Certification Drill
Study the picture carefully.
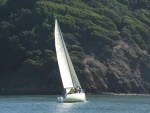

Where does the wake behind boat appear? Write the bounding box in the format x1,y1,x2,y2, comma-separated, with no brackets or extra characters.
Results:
54,17,86,103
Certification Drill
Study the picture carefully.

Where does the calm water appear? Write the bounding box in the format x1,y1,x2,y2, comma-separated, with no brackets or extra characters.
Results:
0,95,150,113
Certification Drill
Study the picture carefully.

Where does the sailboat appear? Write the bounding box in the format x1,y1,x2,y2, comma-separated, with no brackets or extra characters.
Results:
54,17,86,103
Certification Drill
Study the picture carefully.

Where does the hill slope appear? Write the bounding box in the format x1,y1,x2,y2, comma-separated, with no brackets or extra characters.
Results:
0,0,150,94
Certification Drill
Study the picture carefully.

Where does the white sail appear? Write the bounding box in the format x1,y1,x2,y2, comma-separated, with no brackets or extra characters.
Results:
55,18,73,89
64,45,81,88
55,17,82,89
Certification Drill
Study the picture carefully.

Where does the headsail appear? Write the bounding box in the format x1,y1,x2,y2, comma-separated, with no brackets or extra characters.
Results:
54,17,81,90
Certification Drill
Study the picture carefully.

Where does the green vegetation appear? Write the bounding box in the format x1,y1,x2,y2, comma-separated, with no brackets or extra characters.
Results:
0,0,150,94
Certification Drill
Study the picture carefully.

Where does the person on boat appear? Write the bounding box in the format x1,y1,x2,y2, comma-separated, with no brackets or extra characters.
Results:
79,87,82,93
62,89,66,98
75,86,80,93
69,88,75,94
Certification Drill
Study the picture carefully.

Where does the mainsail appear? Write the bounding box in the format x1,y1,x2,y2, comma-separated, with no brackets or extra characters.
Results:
54,17,81,90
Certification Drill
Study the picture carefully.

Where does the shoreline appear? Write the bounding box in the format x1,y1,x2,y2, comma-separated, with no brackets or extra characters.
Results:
86,92,150,96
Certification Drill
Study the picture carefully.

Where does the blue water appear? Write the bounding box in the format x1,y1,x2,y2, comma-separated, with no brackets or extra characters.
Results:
0,95,150,113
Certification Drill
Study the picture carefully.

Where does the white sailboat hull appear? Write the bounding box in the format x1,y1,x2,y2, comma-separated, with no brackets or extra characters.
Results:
58,93,86,103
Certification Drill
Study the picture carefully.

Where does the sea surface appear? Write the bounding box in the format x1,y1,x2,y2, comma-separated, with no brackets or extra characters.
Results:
0,94,150,113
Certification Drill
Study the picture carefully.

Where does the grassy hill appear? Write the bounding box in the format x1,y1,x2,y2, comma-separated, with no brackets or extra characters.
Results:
0,0,150,94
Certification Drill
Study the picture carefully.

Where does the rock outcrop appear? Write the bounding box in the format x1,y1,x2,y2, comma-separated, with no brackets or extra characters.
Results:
82,39,150,94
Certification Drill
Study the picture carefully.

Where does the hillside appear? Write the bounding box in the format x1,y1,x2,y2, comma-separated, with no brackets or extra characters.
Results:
0,0,150,94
